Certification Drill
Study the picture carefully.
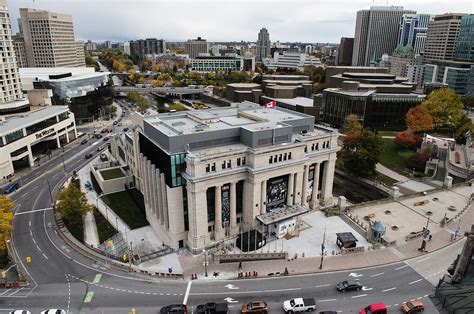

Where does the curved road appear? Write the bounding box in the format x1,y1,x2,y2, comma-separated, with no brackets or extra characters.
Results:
0,137,461,313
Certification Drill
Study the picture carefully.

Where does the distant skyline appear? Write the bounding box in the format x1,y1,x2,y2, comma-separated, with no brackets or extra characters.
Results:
9,0,474,43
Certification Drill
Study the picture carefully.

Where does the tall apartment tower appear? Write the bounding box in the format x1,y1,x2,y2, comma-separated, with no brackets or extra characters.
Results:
455,15,474,62
0,0,28,114
256,28,271,63
352,6,416,66
336,37,354,66
129,38,166,61
184,37,208,59
424,13,467,62
18,7,85,67
398,13,433,55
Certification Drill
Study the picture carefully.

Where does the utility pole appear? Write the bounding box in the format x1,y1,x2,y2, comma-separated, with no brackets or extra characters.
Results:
319,226,326,269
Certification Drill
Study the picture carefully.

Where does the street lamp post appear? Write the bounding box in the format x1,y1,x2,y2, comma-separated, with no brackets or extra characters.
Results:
204,249,208,277
319,226,326,269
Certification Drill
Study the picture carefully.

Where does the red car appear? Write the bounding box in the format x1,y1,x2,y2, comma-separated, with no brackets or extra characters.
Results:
359,303,387,314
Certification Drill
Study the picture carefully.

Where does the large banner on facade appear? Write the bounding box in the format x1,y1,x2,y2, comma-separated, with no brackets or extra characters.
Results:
307,164,315,203
266,175,288,212
221,184,230,224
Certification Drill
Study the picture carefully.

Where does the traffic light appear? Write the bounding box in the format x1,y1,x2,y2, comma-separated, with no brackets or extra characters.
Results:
26,256,31,263
1,271,5,278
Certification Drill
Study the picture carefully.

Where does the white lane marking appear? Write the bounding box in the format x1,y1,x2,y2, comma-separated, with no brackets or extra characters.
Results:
382,287,397,292
29,221,31,227
29,230,33,236
31,186,38,191
65,274,71,314
7,288,24,296
371,272,384,277
318,299,337,302
32,238,36,245
394,304,399,307
409,279,423,285
42,253,48,260
0,290,11,296
314,284,331,288
15,207,53,216
415,257,431,263
35,245,42,252
395,265,408,270
351,294,367,298
423,294,429,298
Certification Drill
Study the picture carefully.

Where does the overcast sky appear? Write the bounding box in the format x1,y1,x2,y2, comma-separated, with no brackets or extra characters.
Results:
9,0,473,43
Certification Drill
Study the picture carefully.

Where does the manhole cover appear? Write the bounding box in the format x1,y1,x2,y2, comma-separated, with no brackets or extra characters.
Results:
426,211,433,216
392,226,399,231
433,197,439,201
448,206,456,211
384,210,391,215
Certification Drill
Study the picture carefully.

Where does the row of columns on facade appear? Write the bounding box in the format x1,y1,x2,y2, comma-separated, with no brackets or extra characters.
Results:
26,127,76,167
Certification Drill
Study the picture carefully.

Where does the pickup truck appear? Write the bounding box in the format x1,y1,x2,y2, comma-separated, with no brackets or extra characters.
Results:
283,298,317,313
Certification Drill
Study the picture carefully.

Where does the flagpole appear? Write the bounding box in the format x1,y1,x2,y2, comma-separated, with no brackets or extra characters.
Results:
272,105,276,145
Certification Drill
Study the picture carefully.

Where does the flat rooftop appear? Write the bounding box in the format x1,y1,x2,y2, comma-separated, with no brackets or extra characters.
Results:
274,97,314,107
0,106,70,135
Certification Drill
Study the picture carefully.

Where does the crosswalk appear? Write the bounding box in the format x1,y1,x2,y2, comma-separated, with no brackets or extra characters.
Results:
0,287,34,298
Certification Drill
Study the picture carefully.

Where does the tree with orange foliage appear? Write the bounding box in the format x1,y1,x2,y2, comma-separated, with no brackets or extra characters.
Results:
406,105,433,133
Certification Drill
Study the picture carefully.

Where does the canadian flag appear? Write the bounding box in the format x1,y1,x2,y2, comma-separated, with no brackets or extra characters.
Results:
265,101,276,108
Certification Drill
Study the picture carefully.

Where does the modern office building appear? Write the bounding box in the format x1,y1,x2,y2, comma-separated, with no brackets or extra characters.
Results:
264,52,321,71
19,67,112,121
112,102,340,251
424,13,467,62
18,7,85,68
256,28,271,63
455,14,474,62
12,34,28,68
323,72,425,128
189,56,254,72
336,37,354,66
184,37,208,59
0,106,76,179
129,38,166,62
398,14,433,55
0,0,29,115
423,60,474,95
352,6,416,66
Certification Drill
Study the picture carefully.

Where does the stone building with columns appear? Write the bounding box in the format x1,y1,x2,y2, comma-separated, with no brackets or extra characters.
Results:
114,102,339,252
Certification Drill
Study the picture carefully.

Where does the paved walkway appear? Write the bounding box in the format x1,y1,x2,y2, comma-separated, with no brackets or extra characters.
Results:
376,163,409,182
180,197,474,280
84,211,100,247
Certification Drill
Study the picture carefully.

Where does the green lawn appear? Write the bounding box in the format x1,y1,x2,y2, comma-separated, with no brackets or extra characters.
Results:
102,190,148,229
100,168,125,180
90,171,103,195
380,138,414,174
93,208,118,243
370,173,399,186
64,219,84,243
377,130,398,137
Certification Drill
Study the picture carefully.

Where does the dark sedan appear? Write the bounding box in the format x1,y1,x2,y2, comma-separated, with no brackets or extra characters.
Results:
336,279,362,292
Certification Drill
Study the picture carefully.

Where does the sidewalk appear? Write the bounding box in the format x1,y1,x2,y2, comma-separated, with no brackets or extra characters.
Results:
180,199,474,280
376,163,409,182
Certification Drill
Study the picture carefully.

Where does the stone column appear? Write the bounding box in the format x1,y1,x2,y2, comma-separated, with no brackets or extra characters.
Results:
214,184,223,240
311,162,320,209
27,145,34,167
321,158,336,206
301,165,308,206
287,173,294,205
260,180,267,214
56,135,61,149
230,182,237,234
65,129,70,143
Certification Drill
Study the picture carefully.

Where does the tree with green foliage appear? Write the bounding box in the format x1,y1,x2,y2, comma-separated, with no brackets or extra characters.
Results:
57,180,92,226
454,113,474,143
423,88,464,129
341,130,384,176
341,114,363,134
0,196,15,253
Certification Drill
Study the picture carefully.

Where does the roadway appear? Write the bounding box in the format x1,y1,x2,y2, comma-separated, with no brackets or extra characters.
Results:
0,128,463,313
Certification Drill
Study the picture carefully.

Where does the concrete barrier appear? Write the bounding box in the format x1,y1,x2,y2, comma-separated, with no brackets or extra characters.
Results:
405,230,424,242
341,246,365,255
214,252,288,263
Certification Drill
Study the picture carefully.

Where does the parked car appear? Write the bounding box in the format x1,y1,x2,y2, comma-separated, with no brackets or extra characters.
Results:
85,153,93,159
283,298,317,313
123,127,129,132
401,300,425,313
80,139,88,145
359,303,387,314
103,137,109,142
3,182,20,194
100,153,108,161
113,121,118,125
160,304,187,314
97,144,106,151
41,310,66,314
95,134,103,139
241,301,268,313
196,302,228,314
336,279,363,292
101,128,109,133
117,122,122,126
